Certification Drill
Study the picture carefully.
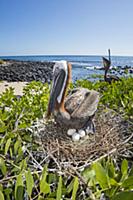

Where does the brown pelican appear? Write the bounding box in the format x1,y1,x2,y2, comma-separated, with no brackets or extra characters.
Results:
102,49,120,83
47,61,99,140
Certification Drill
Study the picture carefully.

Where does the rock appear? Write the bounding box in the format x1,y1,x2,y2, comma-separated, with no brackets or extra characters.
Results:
129,69,133,74
0,60,55,83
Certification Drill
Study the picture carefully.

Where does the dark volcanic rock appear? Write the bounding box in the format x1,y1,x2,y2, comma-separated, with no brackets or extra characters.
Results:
0,60,54,83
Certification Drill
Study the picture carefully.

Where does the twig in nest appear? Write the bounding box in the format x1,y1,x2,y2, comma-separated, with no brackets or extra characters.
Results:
40,149,58,165
42,145,61,171
78,132,133,170
121,133,133,145
25,147,43,170
107,107,133,126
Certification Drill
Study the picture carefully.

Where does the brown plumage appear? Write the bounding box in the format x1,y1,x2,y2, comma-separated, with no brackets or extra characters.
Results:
47,61,99,131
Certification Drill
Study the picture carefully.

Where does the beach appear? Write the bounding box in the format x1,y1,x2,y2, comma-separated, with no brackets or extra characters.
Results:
0,81,27,96
0,60,54,95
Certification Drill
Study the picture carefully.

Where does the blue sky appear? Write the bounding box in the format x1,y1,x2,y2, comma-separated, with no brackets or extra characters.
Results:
0,0,133,56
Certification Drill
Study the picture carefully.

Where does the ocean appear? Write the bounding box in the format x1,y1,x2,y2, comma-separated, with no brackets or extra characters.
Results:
0,55,133,81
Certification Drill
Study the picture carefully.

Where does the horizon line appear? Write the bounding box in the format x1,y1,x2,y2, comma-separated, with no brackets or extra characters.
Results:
1,54,133,57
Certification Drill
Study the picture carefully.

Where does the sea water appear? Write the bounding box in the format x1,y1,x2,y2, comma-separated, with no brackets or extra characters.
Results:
0,55,133,81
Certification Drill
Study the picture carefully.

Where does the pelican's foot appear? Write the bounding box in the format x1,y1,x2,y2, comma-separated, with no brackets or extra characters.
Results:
67,129,86,142
85,120,95,135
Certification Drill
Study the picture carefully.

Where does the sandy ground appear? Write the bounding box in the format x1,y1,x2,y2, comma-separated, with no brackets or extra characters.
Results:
0,81,27,96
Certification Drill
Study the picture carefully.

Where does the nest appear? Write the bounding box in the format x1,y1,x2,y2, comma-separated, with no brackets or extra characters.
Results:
30,107,133,172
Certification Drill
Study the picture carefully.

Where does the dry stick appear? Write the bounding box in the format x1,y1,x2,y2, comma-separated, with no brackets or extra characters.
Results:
0,170,42,183
121,133,133,145
40,149,58,165
39,141,96,198
107,107,133,126
0,175,17,183
25,147,43,170
78,133,133,170
42,144,61,171
76,111,132,170
0,154,21,170
48,151,61,170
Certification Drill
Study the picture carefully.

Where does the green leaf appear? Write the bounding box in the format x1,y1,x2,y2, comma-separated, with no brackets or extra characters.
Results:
20,159,27,170
15,173,24,200
82,169,95,182
56,176,62,200
0,184,3,191
4,188,12,196
41,182,50,195
40,167,50,194
38,196,45,200
0,191,4,200
109,178,119,186
0,125,7,133
122,176,133,189
112,191,133,200
121,159,128,176
106,159,115,178
25,169,34,197
14,140,21,155
0,158,7,175
10,147,13,157
48,173,57,184
5,138,11,155
72,177,79,200
67,179,74,194
93,162,109,189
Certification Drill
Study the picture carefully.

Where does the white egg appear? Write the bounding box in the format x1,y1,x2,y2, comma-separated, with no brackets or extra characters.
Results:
72,133,80,142
78,129,86,138
67,129,76,136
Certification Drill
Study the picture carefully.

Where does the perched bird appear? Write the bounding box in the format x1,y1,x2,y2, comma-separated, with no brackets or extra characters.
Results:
47,61,99,140
102,49,120,83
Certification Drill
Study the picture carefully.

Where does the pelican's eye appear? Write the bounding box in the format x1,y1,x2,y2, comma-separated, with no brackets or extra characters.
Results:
85,92,90,97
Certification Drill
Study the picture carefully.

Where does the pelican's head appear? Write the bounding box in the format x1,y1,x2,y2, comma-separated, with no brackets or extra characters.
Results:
47,61,71,117
102,49,111,72
102,56,111,72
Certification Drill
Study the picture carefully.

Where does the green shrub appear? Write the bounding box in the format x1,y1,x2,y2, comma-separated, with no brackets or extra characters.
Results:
0,79,133,199
82,158,133,199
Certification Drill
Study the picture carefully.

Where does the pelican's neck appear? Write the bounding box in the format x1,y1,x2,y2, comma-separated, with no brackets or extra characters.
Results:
104,69,108,81
108,49,111,63
59,63,71,112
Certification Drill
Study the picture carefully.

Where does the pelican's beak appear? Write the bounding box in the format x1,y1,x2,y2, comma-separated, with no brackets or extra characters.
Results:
47,61,68,117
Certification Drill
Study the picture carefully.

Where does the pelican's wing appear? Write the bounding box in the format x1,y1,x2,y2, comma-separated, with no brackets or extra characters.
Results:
48,69,65,113
65,88,88,114
109,75,120,81
70,89,99,119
